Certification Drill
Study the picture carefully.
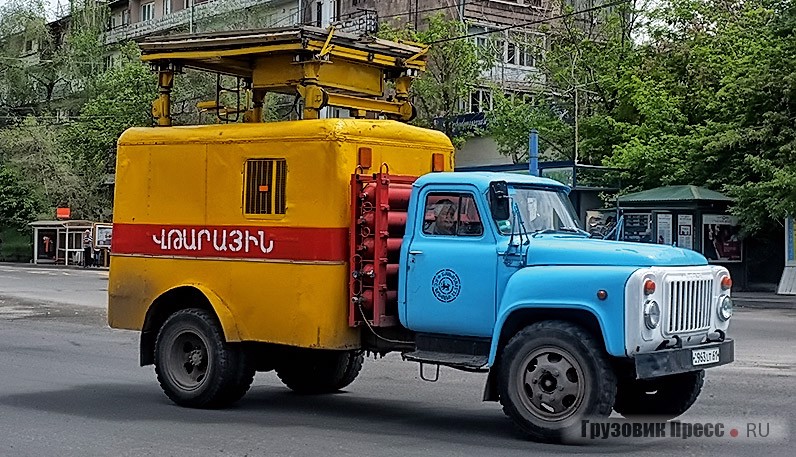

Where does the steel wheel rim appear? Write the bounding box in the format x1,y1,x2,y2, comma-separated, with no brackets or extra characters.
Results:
164,329,211,392
516,346,585,422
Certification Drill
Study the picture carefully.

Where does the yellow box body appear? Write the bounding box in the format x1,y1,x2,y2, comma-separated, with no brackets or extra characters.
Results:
108,119,454,349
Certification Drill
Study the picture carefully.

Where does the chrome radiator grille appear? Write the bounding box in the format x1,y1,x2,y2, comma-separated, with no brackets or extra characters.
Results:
666,279,712,334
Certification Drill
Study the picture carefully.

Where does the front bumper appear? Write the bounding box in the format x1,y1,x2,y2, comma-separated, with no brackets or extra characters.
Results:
633,339,734,379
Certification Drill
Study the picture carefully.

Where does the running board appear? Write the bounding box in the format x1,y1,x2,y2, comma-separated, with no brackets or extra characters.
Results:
403,350,488,371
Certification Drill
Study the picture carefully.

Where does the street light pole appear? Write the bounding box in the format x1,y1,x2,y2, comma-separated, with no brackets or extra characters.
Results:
574,86,579,165
190,0,195,34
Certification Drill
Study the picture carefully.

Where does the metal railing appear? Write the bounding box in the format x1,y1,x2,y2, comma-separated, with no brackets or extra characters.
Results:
103,0,289,44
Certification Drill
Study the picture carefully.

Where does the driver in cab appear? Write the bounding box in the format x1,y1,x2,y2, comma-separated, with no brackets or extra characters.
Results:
427,199,457,235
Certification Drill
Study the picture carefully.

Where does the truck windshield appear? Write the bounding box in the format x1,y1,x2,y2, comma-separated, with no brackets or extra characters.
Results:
495,186,582,235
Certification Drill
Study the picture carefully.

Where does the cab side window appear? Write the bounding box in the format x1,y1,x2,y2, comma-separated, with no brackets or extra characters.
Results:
422,193,483,236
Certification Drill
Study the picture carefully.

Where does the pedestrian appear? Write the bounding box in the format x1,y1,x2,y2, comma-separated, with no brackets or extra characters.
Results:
83,229,93,268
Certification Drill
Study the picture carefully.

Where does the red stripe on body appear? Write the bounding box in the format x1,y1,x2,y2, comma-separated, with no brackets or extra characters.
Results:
112,223,349,262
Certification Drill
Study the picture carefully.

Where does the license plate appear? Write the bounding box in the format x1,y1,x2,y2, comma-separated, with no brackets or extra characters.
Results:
692,347,720,366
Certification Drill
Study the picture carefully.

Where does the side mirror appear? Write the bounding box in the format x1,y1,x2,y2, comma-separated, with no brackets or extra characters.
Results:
489,181,510,221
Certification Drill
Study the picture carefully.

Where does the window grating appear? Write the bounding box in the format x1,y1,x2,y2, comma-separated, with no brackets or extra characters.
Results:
245,159,286,215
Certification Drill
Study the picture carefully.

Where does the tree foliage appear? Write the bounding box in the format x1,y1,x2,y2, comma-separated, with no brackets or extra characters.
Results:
488,93,572,163
495,0,796,234
380,14,493,146
0,165,42,230
0,0,61,116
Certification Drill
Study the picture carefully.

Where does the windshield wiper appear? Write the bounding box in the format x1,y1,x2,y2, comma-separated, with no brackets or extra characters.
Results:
531,227,590,237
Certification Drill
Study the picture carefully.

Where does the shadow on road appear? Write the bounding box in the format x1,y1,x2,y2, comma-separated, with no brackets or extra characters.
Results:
0,382,651,452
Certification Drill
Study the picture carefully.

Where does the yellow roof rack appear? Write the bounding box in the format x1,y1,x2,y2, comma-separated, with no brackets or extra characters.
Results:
141,26,429,125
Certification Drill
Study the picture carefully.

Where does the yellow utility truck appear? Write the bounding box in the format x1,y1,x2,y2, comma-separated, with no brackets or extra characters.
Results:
109,27,734,442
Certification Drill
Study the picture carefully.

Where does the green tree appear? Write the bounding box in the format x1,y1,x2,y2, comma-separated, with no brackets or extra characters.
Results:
0,0,63,117
0,165,42,229
526,0,796,234
380,14,493,146
487,93,572,163
0,117,85,219
64,44,156,219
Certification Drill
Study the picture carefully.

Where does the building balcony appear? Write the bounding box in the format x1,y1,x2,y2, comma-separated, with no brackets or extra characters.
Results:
103,0,291,44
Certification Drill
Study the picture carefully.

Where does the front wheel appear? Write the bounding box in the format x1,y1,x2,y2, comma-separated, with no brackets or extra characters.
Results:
154,309,254,408
613,370,704,420
497,321,617,443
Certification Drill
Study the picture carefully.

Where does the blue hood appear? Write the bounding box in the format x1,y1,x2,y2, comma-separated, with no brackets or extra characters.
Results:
525,235,708,267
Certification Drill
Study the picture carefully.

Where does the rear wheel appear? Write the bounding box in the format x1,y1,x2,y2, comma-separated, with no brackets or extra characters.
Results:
498,321,616,443
613,370,704,420
276,349,364,394
154,309,254,408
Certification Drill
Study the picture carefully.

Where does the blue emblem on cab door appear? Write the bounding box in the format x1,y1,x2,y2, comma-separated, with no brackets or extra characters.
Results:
431,269,461,303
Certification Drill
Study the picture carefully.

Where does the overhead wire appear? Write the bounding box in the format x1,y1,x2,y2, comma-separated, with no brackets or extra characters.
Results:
429,0,632,44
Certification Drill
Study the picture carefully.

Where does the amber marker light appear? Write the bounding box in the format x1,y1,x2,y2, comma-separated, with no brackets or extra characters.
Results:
721,276,732,290
597,290,608,300
432,153,445,172
644,279,656,295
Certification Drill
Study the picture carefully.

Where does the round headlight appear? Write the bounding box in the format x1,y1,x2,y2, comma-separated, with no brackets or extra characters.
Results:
718,295,733,321
643,300,661,329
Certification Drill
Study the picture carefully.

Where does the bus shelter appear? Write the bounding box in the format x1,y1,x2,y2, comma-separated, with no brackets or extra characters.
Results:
29,220,94,265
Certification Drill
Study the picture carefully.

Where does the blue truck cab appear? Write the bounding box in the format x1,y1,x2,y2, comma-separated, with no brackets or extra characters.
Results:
397,172,734,442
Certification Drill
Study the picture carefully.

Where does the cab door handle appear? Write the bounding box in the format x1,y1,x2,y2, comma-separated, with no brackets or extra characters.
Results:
409,250,423,255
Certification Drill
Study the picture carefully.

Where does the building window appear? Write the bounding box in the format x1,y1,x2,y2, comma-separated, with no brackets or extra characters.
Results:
469,89,492,113
24,40,34,53
122,9,130,25
164,0,172,15
244,159,287,215
316,1,322,27
141,2,155,21
506,41,516,65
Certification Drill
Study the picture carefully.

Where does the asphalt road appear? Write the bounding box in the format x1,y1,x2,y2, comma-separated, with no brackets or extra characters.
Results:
0,266,793,456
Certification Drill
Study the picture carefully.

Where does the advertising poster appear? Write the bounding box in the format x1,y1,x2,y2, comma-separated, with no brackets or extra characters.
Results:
656,213,673,245
702,214,742,262
36,229,57,261
678,214,693,250
94,224,113,249
622,213,652,243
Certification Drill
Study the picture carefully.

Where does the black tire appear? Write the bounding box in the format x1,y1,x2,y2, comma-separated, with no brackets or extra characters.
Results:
497,321,617,443
154,309,255,408
613,370,704,420
276,349,364,394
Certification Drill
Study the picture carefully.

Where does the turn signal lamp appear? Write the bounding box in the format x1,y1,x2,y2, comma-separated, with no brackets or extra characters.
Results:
721,276,732,290
643,279,656,295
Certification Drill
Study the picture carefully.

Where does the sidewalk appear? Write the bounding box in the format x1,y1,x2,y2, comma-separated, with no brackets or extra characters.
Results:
732,291,796,310
0,261,109,271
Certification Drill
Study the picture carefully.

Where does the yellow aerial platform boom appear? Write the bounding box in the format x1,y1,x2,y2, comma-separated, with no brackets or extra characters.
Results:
139,26,428,125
